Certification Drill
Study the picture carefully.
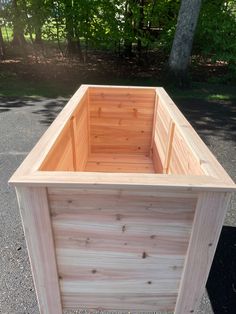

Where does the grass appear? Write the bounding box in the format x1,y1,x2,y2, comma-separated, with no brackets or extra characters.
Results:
167,82,236,102
0,76,71,98
0,65,236,103
101,78,236,103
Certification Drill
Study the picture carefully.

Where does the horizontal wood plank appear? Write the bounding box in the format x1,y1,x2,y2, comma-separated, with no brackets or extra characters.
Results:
48,187,195,311
89,87,155,155
62,292,177,311
85,162,155,173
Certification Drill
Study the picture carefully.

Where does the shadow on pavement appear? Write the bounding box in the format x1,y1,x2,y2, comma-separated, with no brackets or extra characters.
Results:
0,96,68,125
206,226,236,314
35,97,236,144
1,95,235,147
0,97,35,111
177,99,236,144
32,99,67,125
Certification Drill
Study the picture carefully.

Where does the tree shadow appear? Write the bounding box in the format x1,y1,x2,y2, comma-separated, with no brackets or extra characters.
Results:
0,96,68,125
33,96,236,146
206,226,236,314
176,99,236,144
1,94,235,148
0,96,38,112
32,98,68,125
0,108,10,113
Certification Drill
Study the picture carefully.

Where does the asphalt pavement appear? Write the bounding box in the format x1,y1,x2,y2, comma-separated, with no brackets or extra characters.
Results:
0,95,235,314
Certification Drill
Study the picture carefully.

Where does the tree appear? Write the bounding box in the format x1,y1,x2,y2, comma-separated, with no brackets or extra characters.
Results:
0,26,5,59
30,0,46,44
0,4,6,59
12,0,26,46
64,0,83,60
168,0,202,86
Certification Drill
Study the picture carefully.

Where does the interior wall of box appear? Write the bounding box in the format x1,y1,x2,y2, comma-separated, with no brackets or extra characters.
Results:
40,87,203,176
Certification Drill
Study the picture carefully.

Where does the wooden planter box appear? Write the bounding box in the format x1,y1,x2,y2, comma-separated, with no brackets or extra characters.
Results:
10,85,235,314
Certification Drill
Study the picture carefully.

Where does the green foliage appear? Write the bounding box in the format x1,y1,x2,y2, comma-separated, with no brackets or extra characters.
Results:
0,0,235,82
0,0,181,53
194,0,236,74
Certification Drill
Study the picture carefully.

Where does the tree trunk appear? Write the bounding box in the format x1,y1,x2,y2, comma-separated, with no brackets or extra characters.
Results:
168,0,202,86
124,0,133,57
12,0,26,46
35,26,42,44
137,0,144,54
32,0,43,45
65,0,83,60
0,27,6,59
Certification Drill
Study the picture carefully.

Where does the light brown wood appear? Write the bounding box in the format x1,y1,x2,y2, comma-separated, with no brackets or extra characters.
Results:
11,171,236,192
156,87,234,183
39,122,74,171
163,121,175,174
85,153,155,173
169,126,203,175
150,91,159,155
15,187,62,314
9,85,235,314
48,186,196,311
73,96,89,171
89,87,155,154
62,293,177,311
175,191,232,314
70,117,77,170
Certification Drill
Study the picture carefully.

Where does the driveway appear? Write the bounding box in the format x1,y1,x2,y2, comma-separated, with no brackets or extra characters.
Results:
0,95,235,314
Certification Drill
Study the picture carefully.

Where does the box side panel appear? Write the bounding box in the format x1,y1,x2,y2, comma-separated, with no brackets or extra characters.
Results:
47,186,197,312
89,87,155,154
156,87,235,183
154,98,172,166
153,96,203,175
153,142,164,173
152,99,172,172
73,93,89,170
40,122,74,171
169,127,203,175
40,93,89,171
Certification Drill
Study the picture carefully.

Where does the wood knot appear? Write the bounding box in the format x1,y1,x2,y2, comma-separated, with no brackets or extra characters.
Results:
150,235,156,239
142,252,147,259
92,269,97,274
147,281,152,285
116,214,122,221
122,225,126,233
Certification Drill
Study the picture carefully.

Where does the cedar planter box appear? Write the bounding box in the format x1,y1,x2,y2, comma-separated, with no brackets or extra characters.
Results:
10,85,235,314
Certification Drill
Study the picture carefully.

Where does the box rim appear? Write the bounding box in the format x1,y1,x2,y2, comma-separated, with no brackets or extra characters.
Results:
9,84,235,191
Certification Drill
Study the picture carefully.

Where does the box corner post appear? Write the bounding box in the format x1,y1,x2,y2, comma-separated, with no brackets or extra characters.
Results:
174,191,232,314
15,186,63,314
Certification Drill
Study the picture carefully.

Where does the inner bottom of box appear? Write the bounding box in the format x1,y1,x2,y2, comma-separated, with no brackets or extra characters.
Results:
84,153,155,173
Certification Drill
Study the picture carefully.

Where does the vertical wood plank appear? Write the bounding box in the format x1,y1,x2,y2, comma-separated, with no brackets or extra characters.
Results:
15,186,62,314
174,191,232,314
163,121,175,174
150,91,159,155
70,117,77,171
87,89,91,156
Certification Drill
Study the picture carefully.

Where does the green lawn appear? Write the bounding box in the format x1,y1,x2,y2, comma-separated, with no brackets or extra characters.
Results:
0,71,236,104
